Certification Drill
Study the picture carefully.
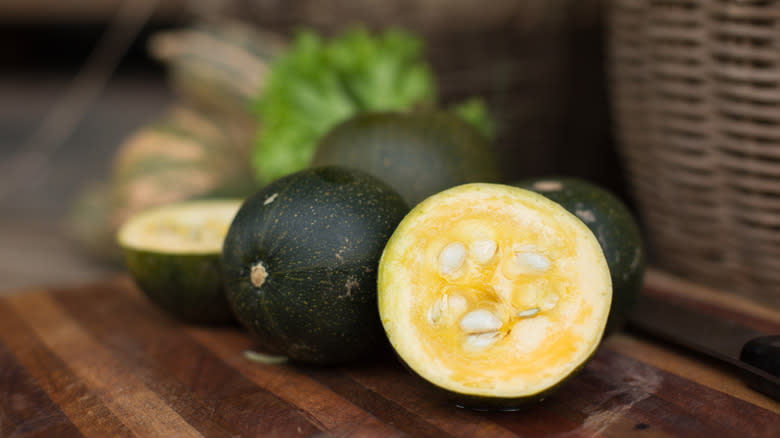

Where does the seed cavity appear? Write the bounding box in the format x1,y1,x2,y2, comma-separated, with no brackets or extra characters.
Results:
428,293,467,325
516,307,540,318
502,245,554,278
459,309,502,334
470,239,497,264
514,251,551,271
465,331,501,349
540,292,559,311
428,295,447,324
438,242,466,275
448,294,468,313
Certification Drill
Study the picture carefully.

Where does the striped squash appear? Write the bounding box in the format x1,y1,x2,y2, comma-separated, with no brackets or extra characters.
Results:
68,105,258,263
148,20,287,117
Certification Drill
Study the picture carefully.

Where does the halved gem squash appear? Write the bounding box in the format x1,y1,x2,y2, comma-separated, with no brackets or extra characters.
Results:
377,183,612,409
117,199,242,324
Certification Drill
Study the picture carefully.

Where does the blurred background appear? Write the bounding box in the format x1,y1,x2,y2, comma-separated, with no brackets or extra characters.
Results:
1,0,179,288
1,0,624,290
2,0,778,309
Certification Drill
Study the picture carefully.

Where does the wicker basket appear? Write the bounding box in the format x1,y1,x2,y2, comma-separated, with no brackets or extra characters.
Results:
608,0,780,307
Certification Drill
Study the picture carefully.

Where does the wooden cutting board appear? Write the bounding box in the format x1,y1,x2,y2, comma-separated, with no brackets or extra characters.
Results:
1,272,778,437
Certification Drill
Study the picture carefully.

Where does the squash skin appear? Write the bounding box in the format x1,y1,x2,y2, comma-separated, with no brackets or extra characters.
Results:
122,250,234,324
311,111,501,206
222,166,409,365
514,177,645,333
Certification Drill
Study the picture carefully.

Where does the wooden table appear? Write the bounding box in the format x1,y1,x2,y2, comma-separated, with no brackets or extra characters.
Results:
0,271,777,437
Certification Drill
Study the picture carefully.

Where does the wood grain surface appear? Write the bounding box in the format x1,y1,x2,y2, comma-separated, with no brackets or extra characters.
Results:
0,273,778,438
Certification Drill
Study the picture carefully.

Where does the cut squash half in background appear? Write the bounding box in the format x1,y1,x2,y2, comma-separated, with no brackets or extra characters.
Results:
117,199,242,324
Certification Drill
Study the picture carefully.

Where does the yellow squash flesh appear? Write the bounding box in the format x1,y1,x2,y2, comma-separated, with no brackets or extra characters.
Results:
118,200,241,254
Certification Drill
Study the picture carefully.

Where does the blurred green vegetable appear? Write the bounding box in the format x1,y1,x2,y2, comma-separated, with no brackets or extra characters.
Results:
450,98,496,141
251,27,437,183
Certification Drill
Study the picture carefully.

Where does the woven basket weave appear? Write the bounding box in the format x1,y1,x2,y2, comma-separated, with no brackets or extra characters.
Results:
608,0,780,307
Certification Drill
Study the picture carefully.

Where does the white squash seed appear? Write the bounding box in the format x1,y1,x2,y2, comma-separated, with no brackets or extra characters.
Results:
439,242,466,275
459,309,502,334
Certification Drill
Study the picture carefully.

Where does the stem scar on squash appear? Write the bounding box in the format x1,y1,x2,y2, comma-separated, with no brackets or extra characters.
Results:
251,262,268,287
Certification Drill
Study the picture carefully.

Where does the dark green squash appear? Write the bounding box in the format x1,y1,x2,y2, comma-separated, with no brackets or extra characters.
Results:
311,111,501,206
513,177,645,333
222,166,409,365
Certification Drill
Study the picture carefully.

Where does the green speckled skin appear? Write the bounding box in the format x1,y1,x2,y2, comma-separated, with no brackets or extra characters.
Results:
311,111,501,206
514,177,646,333
122,250,235,324
222,166,409,365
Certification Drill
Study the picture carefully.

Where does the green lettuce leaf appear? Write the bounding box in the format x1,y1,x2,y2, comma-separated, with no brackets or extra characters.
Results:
450,98,496,141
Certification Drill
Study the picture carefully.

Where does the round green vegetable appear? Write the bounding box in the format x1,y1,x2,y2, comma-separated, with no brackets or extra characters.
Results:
222,166,409,364
117,199,242,324
312,111,501,206
514,177,645,333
